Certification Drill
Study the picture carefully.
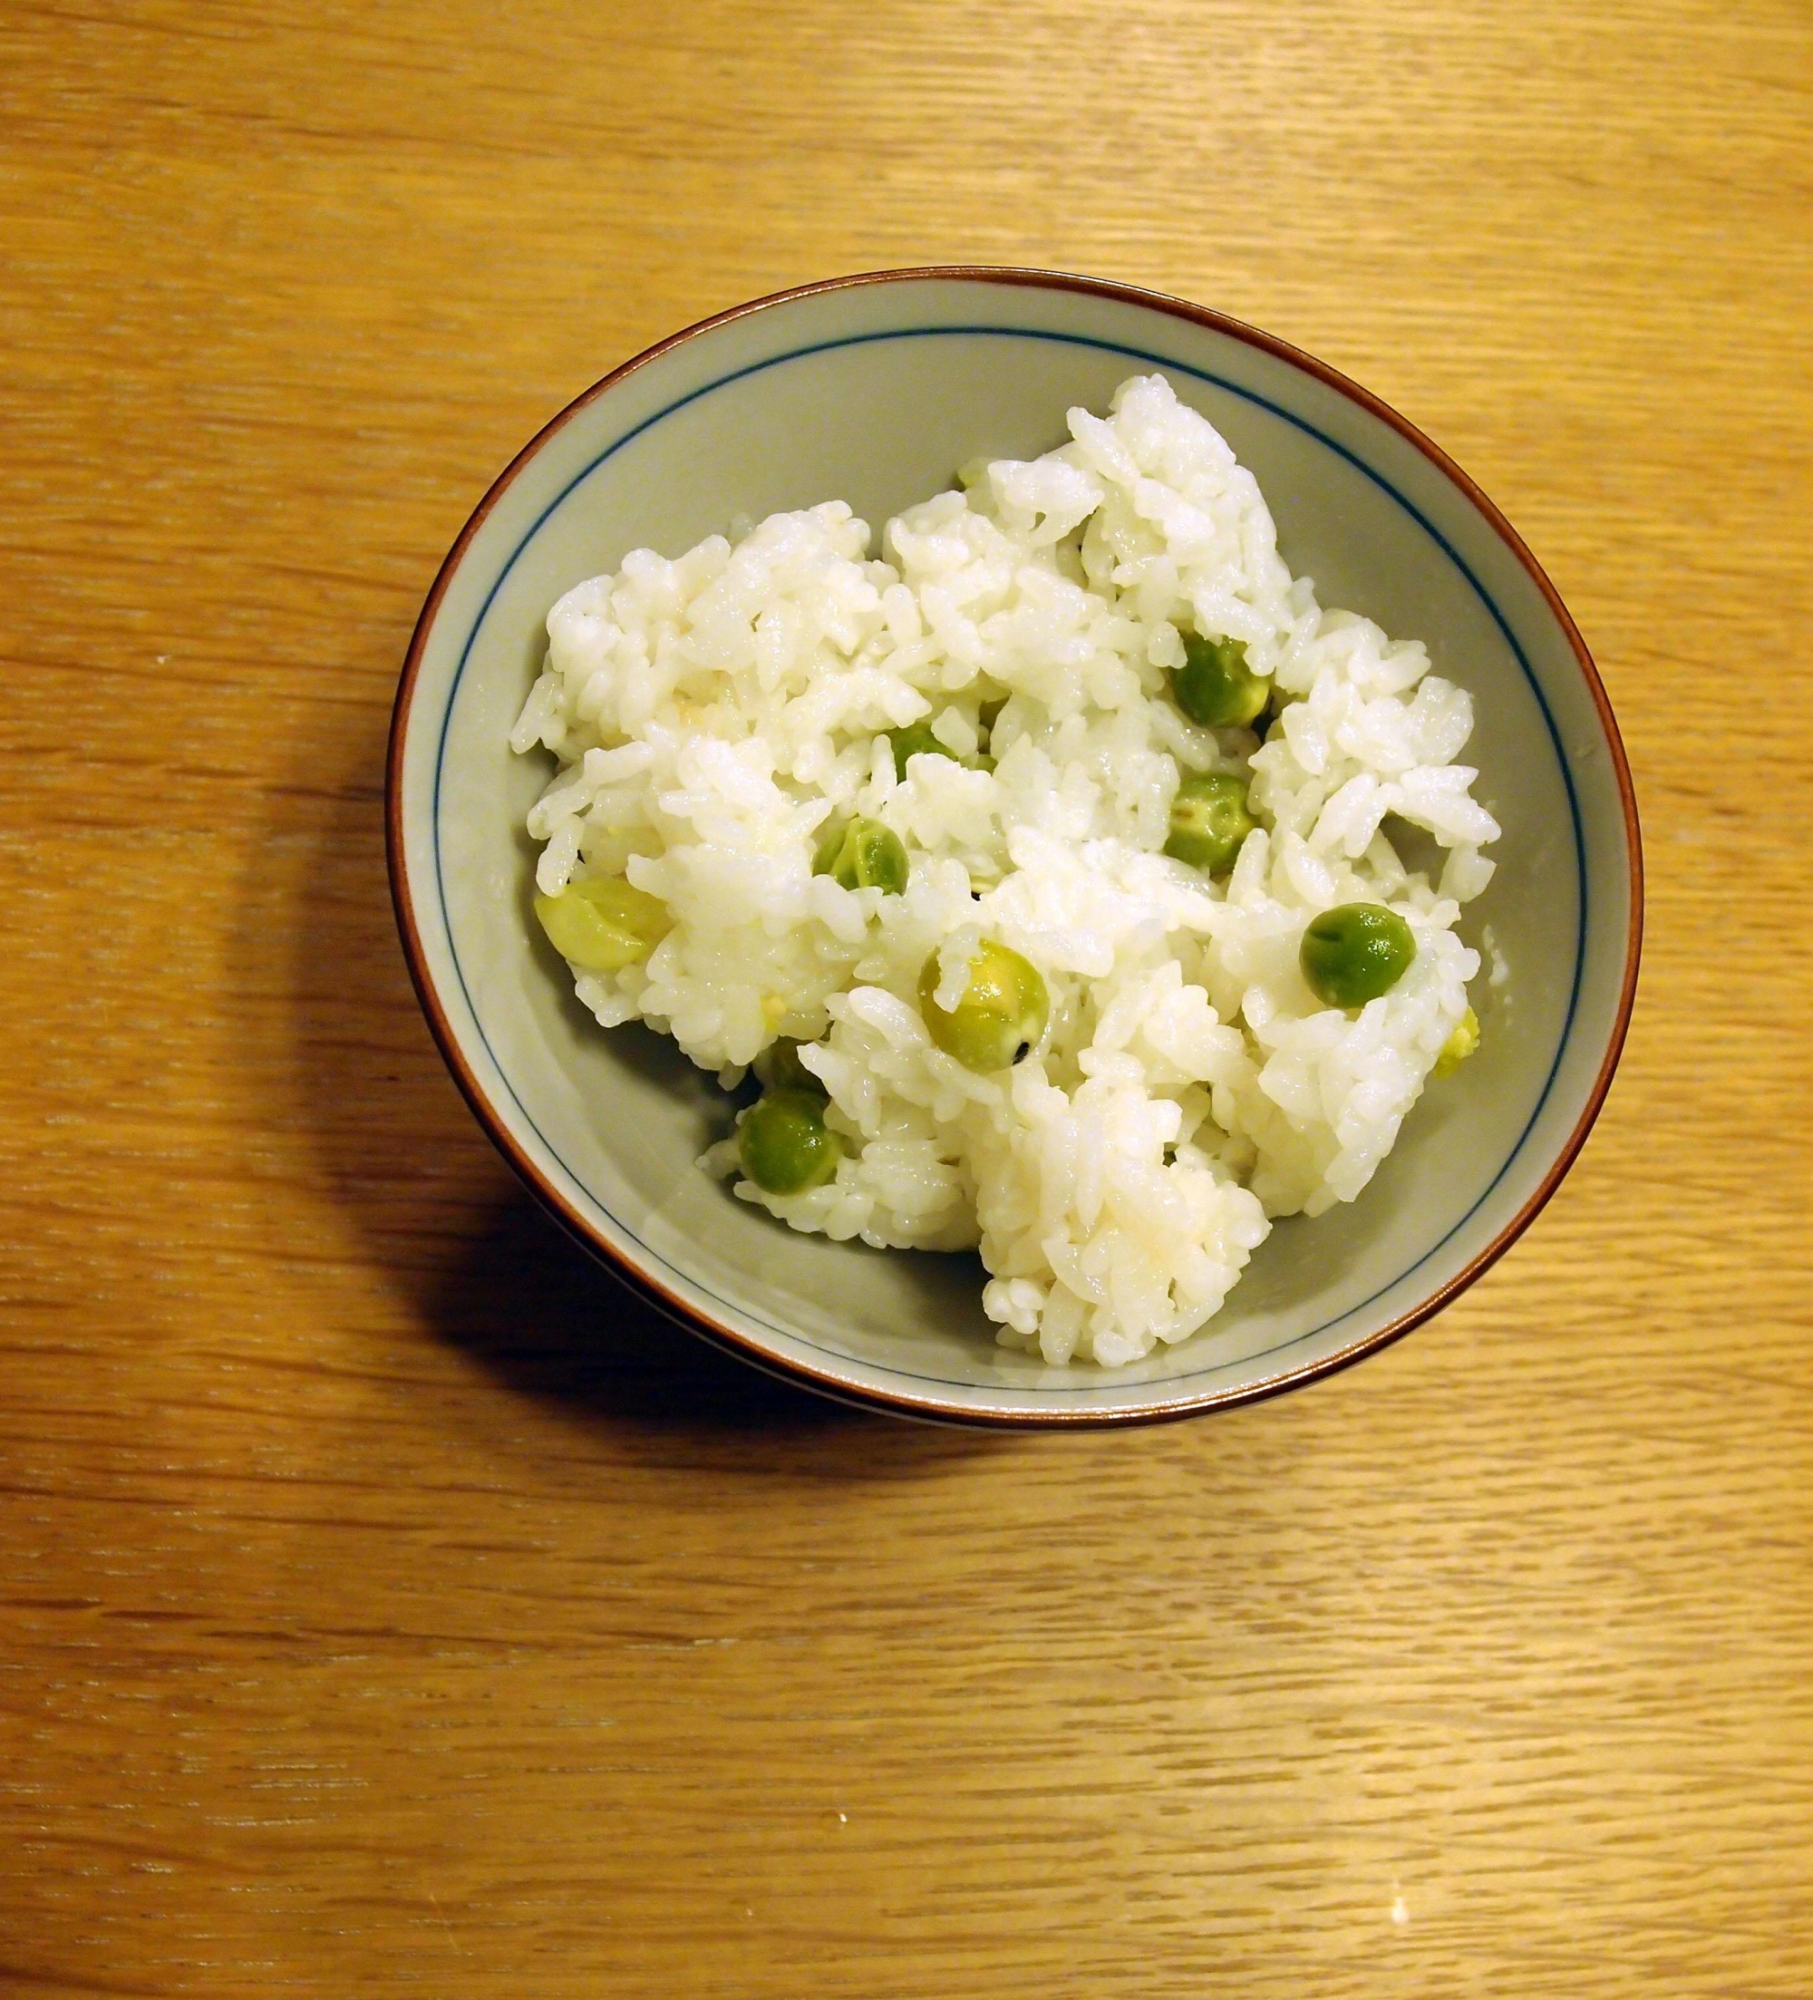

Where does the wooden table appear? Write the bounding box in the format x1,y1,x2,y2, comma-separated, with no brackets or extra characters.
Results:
4,2,1809,1992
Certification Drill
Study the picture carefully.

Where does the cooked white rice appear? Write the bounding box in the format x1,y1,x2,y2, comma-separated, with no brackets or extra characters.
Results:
511,374,1500,1368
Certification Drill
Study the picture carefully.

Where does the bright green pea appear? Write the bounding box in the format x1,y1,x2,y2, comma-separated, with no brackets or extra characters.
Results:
886,722,955,779
917,940,1050,1073
1171,632,1271,729
813,816,908,894
1163,771,1257,876
737,1089,843,1195
533,875,671,971
762,1038,828,1096
1299,903,1417,1009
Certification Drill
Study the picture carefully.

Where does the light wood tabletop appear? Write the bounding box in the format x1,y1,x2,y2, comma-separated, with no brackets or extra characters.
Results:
4,1,1810,1992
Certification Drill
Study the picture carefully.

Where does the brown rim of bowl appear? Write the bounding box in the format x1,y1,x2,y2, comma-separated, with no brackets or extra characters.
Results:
386,265,1644,1430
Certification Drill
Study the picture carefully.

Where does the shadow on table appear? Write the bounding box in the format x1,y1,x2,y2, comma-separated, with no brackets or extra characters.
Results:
430,1188,877,1435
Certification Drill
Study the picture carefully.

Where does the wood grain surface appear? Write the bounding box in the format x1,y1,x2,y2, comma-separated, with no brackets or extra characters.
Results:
3,1,1810,1992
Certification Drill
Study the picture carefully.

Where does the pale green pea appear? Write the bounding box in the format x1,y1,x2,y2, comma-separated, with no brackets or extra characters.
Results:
917,941,1050,1074
813,816,908,894
1433,1007,1480,1077
533,875,671,971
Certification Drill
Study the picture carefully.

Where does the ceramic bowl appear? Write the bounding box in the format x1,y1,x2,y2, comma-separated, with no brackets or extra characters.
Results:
388,268,1641,1427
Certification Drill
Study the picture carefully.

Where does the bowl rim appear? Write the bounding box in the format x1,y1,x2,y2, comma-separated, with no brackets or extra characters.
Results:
387,265,1644,1429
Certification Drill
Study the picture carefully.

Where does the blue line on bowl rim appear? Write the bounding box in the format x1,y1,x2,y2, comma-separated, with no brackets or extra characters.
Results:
425,322,1588,1395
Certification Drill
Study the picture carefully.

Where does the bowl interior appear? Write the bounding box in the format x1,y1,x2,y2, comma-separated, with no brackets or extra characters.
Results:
398,276,1633,1420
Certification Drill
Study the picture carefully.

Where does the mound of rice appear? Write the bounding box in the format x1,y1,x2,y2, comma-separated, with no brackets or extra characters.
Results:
511,375,1500,1368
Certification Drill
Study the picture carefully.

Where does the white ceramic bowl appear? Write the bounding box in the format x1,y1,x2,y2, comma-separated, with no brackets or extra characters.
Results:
388,269,1641,1426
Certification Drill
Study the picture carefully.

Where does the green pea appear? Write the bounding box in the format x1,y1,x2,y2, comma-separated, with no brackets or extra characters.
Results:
737,1089,843,1195
812,816,908,894
1299,903,1417,1009
811,818,845,877
1163,771,1257,876
887,718,999,779
1171,632,1271,729
533,875,671,971
1433,1006,1480,1077
917,940,1050,1073
762,1038,828,1096
886,722,955,779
